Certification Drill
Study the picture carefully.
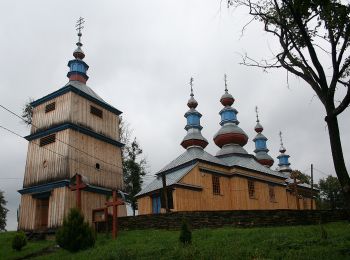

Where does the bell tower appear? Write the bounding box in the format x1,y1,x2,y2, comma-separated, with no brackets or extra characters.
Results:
18,18,126,231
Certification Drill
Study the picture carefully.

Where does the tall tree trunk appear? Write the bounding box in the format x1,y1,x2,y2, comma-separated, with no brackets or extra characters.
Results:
325,111,350,212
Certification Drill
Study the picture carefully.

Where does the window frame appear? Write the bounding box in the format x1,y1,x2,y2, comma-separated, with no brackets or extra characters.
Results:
268,185,276,202
248,180,256,199
212,175,221,195
90,105,103,118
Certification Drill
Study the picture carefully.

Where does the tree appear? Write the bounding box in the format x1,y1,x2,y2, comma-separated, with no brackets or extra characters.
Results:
123,138,147,216
0,190,9,231
319,175,345,209
293,170,311,184
229,0,350,208
22,98,33,125
56,208,96,252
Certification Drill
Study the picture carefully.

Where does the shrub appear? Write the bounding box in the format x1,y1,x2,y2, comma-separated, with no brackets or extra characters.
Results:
12,231,27,251
179,218,191,245
56,208,96,252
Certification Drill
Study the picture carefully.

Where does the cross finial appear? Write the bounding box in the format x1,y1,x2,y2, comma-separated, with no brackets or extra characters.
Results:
76,17,85,47
224,74,228,93
255,106,259,122
279,131,283,146
190,77,194,97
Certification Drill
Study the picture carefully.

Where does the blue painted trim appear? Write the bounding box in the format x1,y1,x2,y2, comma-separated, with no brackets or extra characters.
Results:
30,85,122,115
18,180,113,196
18,180,70,195
24,123,124,148
67,59,89,69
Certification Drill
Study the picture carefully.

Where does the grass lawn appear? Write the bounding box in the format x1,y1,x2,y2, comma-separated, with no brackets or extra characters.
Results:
1,222,350,260
0,231,54,260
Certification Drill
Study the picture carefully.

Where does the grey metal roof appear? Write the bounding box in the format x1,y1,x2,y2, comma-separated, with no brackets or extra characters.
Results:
285,178,319,190
181,128,208,143
219,155,286,178
216,144,248,156
65,81,110,106
158,146,226,174
213,123,248,139
136,164,197,196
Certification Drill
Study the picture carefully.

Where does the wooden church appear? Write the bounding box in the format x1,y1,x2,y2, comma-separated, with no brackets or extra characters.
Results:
136,78,317,214
18,20,126,231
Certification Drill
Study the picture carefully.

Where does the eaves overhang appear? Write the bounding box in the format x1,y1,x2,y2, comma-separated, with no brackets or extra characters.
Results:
30,84,122,115
25,122,124,148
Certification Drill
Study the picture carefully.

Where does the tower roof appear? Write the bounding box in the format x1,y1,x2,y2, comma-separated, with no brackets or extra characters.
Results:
277,131,292,172
214,75,248,156
181,78,208,150
252,106,274,167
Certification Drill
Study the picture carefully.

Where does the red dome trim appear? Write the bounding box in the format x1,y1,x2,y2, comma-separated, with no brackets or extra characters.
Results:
181,139,208,149
69,74,87,84
220,97,234,106
214,133,248,147
258,159,274,167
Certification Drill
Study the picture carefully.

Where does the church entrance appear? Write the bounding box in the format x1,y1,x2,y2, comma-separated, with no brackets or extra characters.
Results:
152,195,161,214
36,198,49,229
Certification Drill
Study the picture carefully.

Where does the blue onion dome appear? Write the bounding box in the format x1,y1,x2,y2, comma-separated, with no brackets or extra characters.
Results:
252,107,274,167
277,131,292,172
181,78,208,150
214,76,248,156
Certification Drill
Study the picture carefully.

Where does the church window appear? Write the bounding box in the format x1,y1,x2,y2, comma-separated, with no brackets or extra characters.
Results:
95,163,100,170
39,134,56,147
268,185,276,202
45,102,56,113
212,175,221,195
90,105,103,118
248,180,255,199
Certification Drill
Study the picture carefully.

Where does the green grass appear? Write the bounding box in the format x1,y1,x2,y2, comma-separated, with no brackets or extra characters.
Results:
0,231,54,260
2,222,350,260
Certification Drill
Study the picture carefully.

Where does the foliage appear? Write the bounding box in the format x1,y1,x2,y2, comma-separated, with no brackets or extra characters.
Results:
11,231,27,251
6,222,350,259
123,138,147,216
56,208,96,252
293,170,311,185
228,0,350,208
0,190,9,231
22,98,34,125
179,219,192,245
318,175,345,209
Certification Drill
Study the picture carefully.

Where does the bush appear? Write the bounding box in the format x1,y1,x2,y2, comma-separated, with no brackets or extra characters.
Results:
12,231,27,251
179,219,191,245
56,208,96,252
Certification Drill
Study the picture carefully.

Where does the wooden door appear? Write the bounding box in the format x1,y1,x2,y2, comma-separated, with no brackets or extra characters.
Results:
152,195,161,214
38,198,49,229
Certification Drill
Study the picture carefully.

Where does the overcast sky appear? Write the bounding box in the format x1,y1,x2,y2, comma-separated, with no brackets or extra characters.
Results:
0,1,349,231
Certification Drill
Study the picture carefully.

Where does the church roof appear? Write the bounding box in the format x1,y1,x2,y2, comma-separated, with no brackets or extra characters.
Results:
158,146,225,174
219,155,286,178
136,164,197,197
30,81,122,115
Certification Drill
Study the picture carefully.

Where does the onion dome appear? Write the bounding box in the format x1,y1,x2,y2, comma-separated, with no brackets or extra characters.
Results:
67,17,89,84
214,75,248,156
253,107,274,167
181,78,208,150
277,131,292,172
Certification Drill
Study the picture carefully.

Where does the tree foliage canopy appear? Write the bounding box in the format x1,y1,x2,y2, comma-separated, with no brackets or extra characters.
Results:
0,190,9,231
229,0,350,208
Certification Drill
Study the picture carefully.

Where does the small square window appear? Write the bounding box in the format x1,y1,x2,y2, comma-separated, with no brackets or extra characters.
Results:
90,105,103,118
212,175,221,195
39,134,56,147
45,102,56,113
95,163,100,170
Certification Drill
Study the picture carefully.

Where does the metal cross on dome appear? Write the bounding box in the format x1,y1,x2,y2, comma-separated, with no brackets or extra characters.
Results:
255,106,260,122
190,77,194,97
224,74,228,92
76,17,85,46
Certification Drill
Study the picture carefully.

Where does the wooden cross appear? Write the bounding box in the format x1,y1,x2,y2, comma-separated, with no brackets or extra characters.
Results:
287,171,303,210
69,174,87,210
105,190,125,239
